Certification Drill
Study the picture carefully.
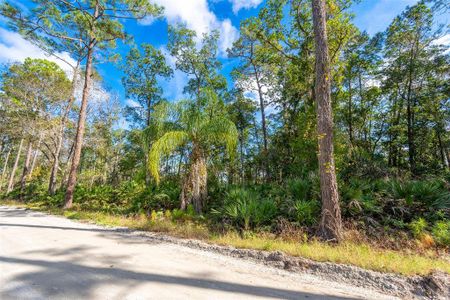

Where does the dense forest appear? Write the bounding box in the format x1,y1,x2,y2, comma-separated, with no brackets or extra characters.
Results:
0,0,449,255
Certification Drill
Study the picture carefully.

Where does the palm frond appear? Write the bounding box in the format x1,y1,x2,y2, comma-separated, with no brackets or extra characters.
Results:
148,130,189,184
201,116,238,158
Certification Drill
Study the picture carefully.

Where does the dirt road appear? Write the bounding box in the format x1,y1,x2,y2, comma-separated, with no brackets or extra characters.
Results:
0,206,396,299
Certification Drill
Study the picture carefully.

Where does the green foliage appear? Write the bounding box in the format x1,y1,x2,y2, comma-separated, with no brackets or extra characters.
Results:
286,178,310,202
168,24,226,97
431,221,450,247
292,200,320,226
130,181,180,213
409,218,428,239
340,179,381,217
149,131,189,184
384,179,450,215
148,88,238,212
212,187,278,230
122,43,173,127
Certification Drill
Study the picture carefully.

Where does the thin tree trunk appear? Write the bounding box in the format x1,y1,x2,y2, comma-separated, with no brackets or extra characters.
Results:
60,142,75,190
49,137,63,194
239,134,244,184
252,64,269,180
252,118,261,183
445,148,450,169
29,135,42,180
312,0,342,242
0,148,11,192
20,141,33,199
437,129,448,169
7,138,24,194
49,65,79,194
347,78,353,145
29,150,39,180
255,72,268,154
406,37,418,174
64,31,97,208
248,41,269,180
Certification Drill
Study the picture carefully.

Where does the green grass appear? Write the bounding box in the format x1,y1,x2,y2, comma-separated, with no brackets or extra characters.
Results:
2,199,449,276
212,232,450,276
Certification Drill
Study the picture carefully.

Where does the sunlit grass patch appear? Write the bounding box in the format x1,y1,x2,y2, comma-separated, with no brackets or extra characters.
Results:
212,231,450,275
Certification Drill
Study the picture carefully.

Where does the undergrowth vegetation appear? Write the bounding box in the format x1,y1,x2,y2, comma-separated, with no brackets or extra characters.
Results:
3,173,449,252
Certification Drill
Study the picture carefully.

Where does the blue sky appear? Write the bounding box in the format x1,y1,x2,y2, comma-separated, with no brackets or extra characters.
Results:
0,0,435,109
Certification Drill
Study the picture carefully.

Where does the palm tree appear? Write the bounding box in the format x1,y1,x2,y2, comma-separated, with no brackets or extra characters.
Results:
149,89,238,213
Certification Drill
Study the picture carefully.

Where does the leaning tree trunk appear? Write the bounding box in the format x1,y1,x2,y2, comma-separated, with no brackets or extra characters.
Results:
49,124,67,195
0,148,12,192
29,135,41,180
312,0,343,242
64,39,96,208
49,139,62,195
20,141,33,199
60,142,75,190
49,65,79,194
180,145,207,213
7,138,24,194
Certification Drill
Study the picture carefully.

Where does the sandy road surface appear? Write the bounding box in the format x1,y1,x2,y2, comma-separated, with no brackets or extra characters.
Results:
0,206,397,299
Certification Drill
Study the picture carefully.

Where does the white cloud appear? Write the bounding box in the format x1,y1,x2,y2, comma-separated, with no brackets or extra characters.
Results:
125,98,142,108
219,19,239,53
365,78,381,88
159,46,189,100
89,81,111,105
432,34,450,54
228,0,262,14
148,0,239,54
0,28,77,74
433,34,450,46
138,15,155,26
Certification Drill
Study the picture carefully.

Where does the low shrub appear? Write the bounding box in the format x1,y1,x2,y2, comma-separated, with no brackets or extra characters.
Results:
212,187,278,230
292,200,319,226
431,220,450,247
409,218,427,239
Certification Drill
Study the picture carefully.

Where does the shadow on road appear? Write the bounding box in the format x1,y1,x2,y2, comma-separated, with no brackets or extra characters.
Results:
0,222,165,246
0,223,129,233
0,256,357,299
0,207,359,299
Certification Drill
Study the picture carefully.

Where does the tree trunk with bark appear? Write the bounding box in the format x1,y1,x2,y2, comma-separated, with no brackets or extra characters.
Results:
312,0,343,242
49,136,62,195
64,40,96,208
436,128,448,169
347,78,353,145
7,138,24,194
239,133,244,183
59,142,74,191
0,148,11,192
251,61,269,180
20,141,33,199
406,37,419,175
29,135,42,180
180,145,207,213
49,66,79,195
